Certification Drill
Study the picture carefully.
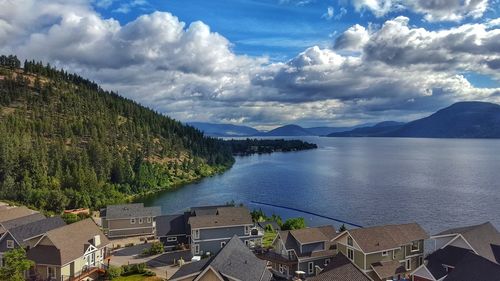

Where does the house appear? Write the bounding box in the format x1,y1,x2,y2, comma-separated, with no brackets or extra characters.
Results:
156,214,190,251
332,223,428,281
430,222,500,263
411,222,500,281
188,206,262,256
410,246,472,281
441,252,500,281
101,203,161,238
157,205,263,256
260,225,337,279
307,253,373,281
0,216,66,265
27,218,110,281
169,235,272,281
0,213,46,230
0,206,39,223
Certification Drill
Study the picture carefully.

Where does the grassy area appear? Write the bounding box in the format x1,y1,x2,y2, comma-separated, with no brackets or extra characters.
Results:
262,230,277,248
113,274,163,281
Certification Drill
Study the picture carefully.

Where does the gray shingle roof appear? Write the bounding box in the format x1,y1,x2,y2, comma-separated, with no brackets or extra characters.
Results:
278,226,337,259
425,246,473,279
27,219,109,266
170,257,212,280
171,236,271,281
343,223,428,253
188,207,253,229
104,203,161,220
434,222,500,263
1,213,46,229
9,216,66,246
156,214,188,237
443,252,500,281
0,206,38,222
307,253,372,281
371,260,406,279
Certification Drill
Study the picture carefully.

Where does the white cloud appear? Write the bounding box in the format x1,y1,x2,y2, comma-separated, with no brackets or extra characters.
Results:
334,24,370,51
0,0,498,127
322,6,334,20
351,0,489,22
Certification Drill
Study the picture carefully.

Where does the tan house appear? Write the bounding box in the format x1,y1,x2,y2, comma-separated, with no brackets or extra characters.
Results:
27,218,110,281
101,203,161,238
332,223,428,281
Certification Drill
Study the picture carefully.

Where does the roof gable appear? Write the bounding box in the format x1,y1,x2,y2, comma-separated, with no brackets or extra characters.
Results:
344,223,428,253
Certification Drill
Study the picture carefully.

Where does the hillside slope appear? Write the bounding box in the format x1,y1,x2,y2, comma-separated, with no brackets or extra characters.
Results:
0,56,234,212
259,124,313,136
383,102,500,138
328,102,500,138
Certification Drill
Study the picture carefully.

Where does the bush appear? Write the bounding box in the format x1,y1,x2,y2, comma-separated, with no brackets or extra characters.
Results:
107,265,122,280
281,217,306,230
122,263,147,276
144,270,156,276
143,241,164,256
124,242,134,247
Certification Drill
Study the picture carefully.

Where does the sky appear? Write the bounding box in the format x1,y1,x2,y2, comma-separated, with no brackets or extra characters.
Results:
0,0,499,129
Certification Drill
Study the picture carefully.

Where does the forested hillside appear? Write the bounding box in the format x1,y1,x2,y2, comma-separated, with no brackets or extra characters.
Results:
0,55,234,213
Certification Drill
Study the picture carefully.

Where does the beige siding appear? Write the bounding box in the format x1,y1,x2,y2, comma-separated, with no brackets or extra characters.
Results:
199,268,223,281
337,243,365,269
366,251,395,270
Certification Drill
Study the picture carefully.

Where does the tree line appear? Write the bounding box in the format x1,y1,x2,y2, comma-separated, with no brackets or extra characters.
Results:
0,55,234,213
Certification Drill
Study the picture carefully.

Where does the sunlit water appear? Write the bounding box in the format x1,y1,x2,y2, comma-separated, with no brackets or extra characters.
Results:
141,137,500,234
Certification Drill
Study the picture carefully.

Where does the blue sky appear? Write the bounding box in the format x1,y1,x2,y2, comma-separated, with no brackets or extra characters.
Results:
1,0,499,127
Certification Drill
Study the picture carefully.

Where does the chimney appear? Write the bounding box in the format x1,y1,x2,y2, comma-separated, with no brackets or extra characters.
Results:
93,235,101,247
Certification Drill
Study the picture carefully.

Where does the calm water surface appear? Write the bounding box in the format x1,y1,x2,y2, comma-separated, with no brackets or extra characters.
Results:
141,137,500,234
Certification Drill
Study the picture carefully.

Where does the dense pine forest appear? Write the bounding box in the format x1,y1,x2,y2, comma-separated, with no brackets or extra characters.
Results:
0,55,234,213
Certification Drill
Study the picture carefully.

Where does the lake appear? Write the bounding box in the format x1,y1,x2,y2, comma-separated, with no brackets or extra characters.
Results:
141,137,500,234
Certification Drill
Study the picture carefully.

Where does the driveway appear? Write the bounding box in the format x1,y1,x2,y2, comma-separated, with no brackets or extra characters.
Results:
109,245,192,279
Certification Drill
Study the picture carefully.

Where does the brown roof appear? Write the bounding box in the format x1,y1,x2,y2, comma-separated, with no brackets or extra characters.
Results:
188,207,253,229
371,260,406,279
307,253,372,281
290,225,337,245
343,223,428,253
27,219,109,266
434,222,500,263
0,206,38,222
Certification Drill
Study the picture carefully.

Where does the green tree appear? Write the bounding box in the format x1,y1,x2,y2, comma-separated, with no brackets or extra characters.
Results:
0,248,34,281
281,217,306,230
339,224,347,232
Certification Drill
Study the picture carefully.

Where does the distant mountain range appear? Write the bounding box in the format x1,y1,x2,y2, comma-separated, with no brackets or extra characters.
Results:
329,102,500,138
187,122,261,137
190,102,500,139
188,122,370,137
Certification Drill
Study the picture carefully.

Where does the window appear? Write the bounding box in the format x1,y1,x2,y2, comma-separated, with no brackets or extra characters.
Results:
418,256,423,266
245,240,249,246
166,237,177,242
411,241,420,252
279,264,284,273
130,218,136,224
324,259,330,266
308,262,314,274
138,218,143,224
347,248,354,261
405,259,411,271
147,217,152,223
192,229,200,239
193,244,200,254
221,241,226,248
393,248,398,259
347,236,353,246
6,240,15,249
382,251,388,256
244,226,250,235
47,267,56,278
